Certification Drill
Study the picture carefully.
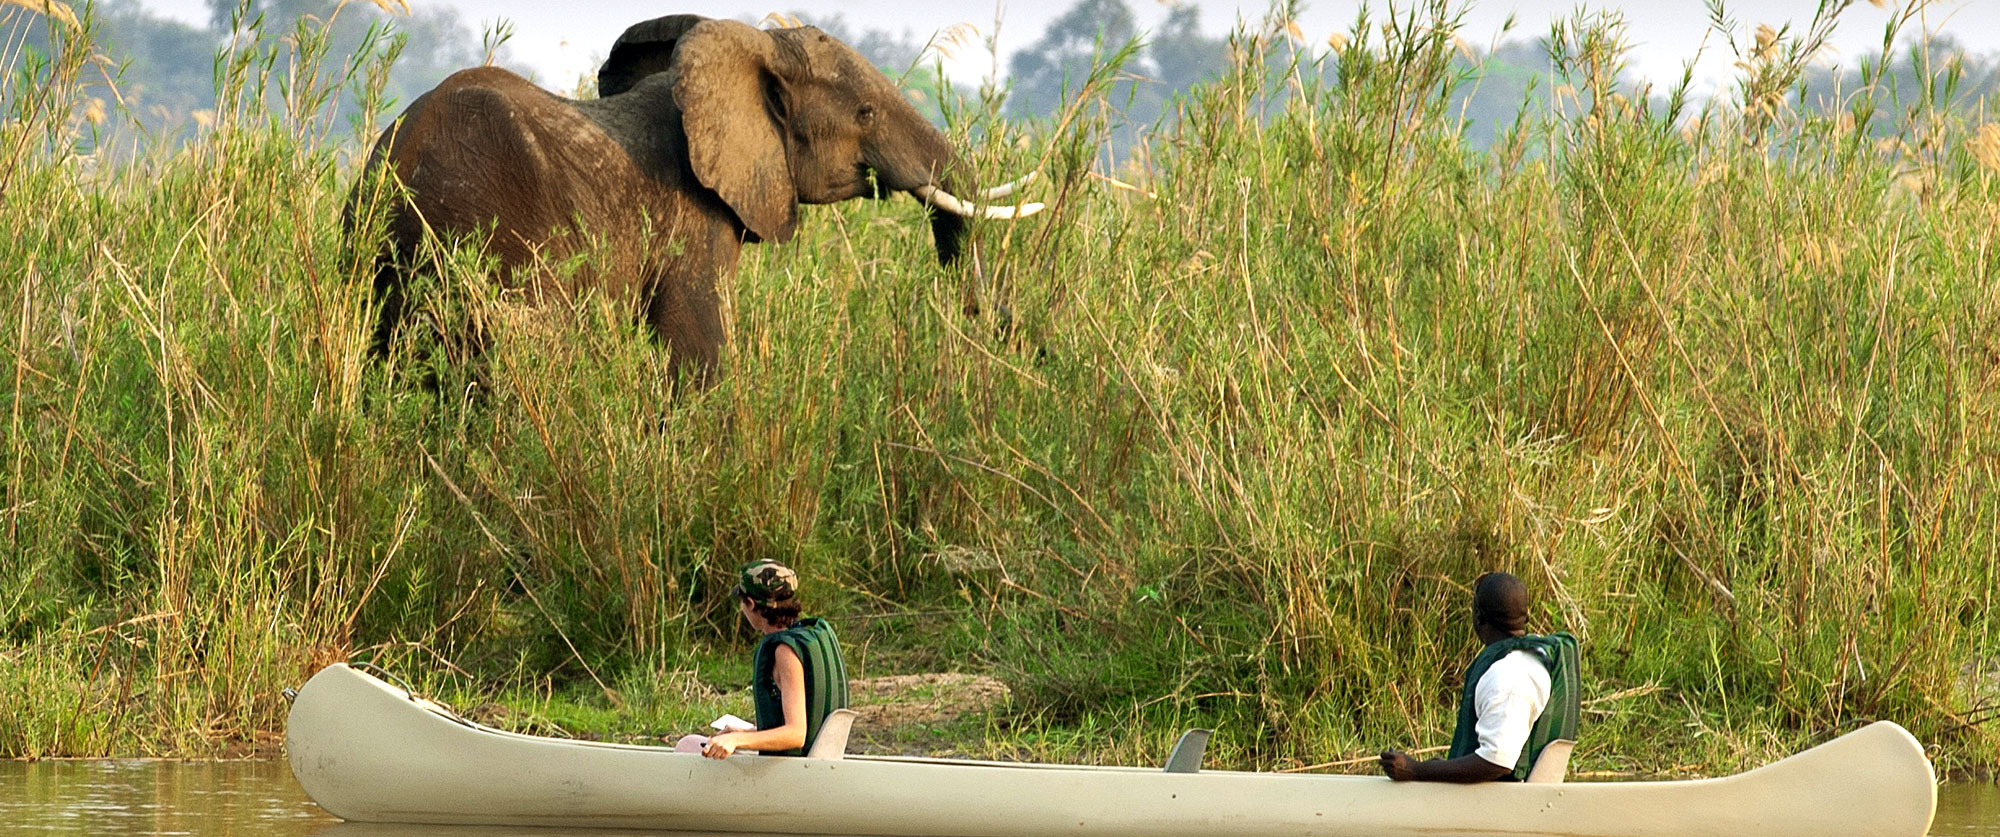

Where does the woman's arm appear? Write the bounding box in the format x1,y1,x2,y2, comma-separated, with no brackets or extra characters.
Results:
703,645,807,759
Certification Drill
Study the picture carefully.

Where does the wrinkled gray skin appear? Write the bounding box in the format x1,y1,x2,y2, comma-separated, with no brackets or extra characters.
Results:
352,15,971,386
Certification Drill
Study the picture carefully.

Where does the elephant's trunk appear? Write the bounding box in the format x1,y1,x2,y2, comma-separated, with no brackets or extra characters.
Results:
868,117,1039,266
928,200,968,266
911,174,1043,267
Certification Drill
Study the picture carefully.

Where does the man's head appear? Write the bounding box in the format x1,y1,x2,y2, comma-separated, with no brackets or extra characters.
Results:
732,560,802,630
1471,571,1530,642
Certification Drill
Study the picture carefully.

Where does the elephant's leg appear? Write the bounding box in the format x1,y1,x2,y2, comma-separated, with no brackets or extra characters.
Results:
367,246,494,400
644,244,731,390
367,255,408,360
646,274,724,390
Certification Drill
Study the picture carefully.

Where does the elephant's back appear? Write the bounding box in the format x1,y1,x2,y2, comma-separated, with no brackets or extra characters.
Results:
391,69,572,210
356,64,712,305
376,68,640,261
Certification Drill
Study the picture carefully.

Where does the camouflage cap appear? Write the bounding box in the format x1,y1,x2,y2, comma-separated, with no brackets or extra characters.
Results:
732,560,798,603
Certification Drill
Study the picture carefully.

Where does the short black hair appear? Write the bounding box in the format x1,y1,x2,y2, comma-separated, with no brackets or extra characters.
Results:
1472,571,1530,634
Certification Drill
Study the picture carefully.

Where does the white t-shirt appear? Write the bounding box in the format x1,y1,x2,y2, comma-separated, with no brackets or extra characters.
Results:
1471,649,1552,769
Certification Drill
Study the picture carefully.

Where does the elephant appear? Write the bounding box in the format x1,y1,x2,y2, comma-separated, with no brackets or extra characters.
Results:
349,14,1040,386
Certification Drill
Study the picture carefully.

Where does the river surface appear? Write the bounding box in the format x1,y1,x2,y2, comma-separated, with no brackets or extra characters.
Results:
0,759,1992,835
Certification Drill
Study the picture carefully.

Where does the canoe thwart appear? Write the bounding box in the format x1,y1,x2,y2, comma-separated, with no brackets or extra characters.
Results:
1525,739,1573,784
807,708,859,760
1163,728,1211,773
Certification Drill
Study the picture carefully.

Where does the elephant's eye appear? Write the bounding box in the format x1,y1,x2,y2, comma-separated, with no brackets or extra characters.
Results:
857,103,877,127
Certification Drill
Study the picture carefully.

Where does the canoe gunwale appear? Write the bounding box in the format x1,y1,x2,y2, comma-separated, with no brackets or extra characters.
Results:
285,663,1938,837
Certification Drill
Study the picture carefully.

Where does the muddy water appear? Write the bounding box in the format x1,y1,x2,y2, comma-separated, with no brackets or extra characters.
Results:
1936,782,2000,836
0,760,328,835
0,759,1992,835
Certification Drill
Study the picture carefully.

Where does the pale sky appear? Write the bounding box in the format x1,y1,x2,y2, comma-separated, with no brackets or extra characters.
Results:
138,0,2000,97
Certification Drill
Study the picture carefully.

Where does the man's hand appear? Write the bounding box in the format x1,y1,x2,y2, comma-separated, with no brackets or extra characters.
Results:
1379,750,1513,783
1379,750,1418,781
702,732,741,760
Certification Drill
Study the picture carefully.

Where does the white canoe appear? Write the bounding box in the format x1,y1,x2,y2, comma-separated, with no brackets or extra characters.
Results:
286,663,1936,837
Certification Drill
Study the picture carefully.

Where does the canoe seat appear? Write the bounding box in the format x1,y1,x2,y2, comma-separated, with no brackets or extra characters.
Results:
806,709,859,760
1525,739,1574,784
1163,729,1211,773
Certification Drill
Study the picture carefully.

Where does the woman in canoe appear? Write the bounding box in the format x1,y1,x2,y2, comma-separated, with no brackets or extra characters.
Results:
696,560,851,759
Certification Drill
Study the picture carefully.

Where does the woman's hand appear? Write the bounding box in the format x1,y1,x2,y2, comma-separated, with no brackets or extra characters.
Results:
702,733,742,760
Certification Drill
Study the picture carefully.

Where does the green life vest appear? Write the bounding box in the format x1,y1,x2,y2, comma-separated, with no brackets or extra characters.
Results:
1446,632,1580,781
751,618,850,756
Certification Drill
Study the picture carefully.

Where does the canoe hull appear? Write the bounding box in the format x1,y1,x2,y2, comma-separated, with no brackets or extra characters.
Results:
286,664,1936,837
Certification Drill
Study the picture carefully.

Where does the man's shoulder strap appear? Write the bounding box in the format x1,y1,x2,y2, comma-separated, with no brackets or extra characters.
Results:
1483,631,1582,781
1500,631,1574,663
1525,632,1582,761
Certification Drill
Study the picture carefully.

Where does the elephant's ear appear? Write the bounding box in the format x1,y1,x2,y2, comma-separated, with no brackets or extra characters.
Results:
672,20,798,243
597,14,709,97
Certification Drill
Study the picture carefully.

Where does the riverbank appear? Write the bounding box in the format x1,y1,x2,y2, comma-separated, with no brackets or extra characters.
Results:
4,2,1997,773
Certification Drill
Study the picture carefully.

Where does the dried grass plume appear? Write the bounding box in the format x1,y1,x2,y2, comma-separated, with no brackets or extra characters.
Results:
2,0,80,30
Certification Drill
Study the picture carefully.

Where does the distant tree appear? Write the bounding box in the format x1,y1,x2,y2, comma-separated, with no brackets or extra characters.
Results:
204,0,490,108
3,0,499,148
1006,0,1139,120
1148,4,1228,95
1800,35,2000,137
1003,0,1230,158
1450,38,1563,150
92,0,219,129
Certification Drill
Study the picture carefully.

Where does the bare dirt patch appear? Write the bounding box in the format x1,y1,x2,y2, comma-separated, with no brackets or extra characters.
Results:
844,672,1008,752
849,673,1011,730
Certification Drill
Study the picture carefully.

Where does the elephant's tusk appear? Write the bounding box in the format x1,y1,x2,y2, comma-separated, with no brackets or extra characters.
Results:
915,184,1045,220
975,170,1040,200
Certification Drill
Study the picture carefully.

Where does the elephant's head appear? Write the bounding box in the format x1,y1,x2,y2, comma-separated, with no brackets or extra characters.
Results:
599,16,1038,265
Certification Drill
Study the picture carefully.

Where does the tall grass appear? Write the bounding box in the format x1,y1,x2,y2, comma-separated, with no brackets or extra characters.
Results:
3,0,1996,774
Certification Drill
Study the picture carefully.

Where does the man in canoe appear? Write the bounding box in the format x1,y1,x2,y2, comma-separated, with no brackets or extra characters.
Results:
696,560,851,759
1379,571,1579,782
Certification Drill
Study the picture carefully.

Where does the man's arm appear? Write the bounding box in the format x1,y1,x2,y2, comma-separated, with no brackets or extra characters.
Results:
1378,750,1513,783
703,645,808,759
1378,651,1549,781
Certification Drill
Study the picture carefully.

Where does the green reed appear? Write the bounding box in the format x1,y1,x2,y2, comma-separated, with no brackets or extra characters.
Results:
2,1,1996,774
